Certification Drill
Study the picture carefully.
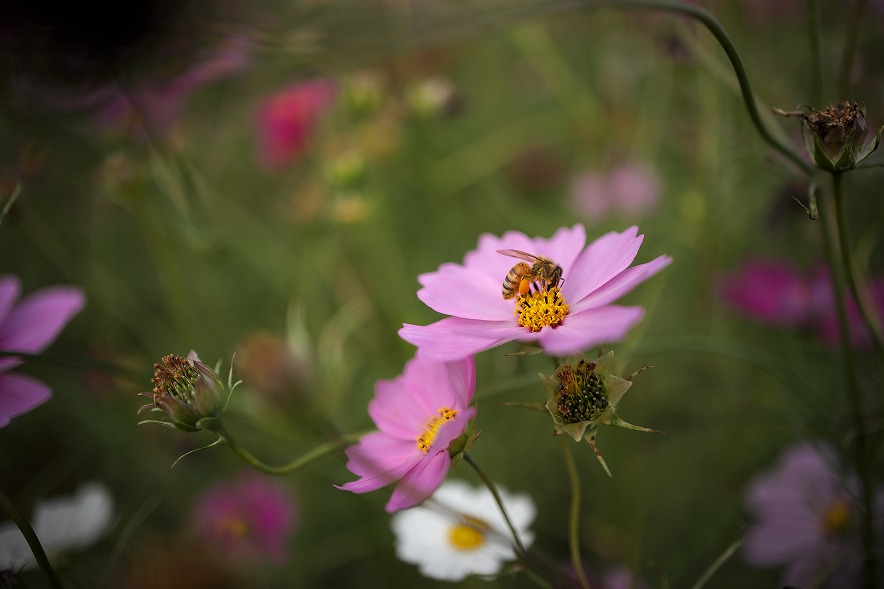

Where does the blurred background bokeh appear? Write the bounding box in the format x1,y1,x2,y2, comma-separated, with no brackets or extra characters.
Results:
1,0,883,587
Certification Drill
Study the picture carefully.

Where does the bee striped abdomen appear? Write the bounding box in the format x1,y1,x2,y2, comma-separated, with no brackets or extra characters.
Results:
502,262,532,299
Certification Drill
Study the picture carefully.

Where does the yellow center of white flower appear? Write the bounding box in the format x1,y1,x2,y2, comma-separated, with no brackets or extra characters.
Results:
416,407,459,454
448,515,489,550
515,287,569,332
823,499,851,536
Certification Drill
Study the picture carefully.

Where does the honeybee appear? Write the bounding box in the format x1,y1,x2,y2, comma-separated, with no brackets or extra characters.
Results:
497,249,563,299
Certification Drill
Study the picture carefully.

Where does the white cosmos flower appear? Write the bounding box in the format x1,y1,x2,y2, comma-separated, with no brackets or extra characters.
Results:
0,482,113,571
390,480,536,582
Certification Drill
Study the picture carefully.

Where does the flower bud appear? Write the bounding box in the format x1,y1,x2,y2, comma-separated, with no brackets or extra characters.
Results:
540,351,660,476
774,101,881,172
139,351,226,432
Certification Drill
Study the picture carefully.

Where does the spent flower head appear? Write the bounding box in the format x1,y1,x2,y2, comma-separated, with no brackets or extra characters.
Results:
541,351,660,476
337,354,477,513
138,351,236,432
400,225,671,361
774,101,882,172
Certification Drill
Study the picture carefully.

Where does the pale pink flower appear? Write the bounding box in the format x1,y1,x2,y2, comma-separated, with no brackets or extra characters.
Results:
0,275,85,428
337,355,476,513
192,472,297,565
569,161,661,221
255,79,337,169
743,441,884,588
399,225,671,360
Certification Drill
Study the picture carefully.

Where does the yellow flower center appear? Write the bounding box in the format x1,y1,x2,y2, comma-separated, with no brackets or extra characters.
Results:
216,516,249,540
515,287,569,332
416,407,459,454
448,515,489,550
823,499,851,536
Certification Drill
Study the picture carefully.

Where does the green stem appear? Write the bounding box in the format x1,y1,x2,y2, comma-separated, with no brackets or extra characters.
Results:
0,489,64,589
463,453,528,557
560,437,591,589
831,174,884,361
215,423,365,476
0,182,21,228
820,180,877,589
543,0,813,175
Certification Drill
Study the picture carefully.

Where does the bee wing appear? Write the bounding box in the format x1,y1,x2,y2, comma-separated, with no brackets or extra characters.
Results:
496,249,539,262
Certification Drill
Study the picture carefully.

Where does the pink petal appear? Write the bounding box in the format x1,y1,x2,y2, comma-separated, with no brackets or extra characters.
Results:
416,263,512,321
743,516,821,565
340,432,419,481
537,305,645,357
562,227,643,304
571,255,672,312
0,372,52,428
386,450,451,512
0,286,85,355
399,318,532,361
0,275,21,322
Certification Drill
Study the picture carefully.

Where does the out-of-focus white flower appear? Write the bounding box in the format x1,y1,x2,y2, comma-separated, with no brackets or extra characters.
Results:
389,480,536,581
0,482,113,571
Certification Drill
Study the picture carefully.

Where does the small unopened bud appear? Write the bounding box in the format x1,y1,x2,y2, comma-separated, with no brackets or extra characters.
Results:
139,351,226,432
774,101,881,172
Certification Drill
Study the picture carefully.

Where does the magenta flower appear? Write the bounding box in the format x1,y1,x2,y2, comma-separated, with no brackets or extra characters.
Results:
192,472,297,565
399,225,671,360
255,79,337,169
719,259,884,348
0,275,85,428
743,441,884,588
337,355,476,513
570,161,661,221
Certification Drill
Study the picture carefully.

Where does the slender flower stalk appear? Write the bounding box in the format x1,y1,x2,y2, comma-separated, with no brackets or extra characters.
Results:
560,437,590,589
819,183,877,589
832,173,884,361
0,489,63,589
215,423,365,476
462,453,527,558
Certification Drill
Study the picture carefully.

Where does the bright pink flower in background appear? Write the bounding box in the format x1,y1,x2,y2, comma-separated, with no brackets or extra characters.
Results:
743,441,884,588
192,472,297,565
719,259,884,348
399,225,671,360
256,79,337,169
0,275,85,428
337,355,476,513
569,161,661,221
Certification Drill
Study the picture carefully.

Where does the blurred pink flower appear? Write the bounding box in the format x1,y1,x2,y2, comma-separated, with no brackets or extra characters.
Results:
0,275,85,428
569,161,661,221
743,441,884,588
719,259,884,347
255,79,337,169
337,355,476,513
192,473,297,565
90,38,250,137
399,225,671,360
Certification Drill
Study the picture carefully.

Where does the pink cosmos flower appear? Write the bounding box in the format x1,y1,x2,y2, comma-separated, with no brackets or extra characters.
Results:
192,472,297,565
743,441,884,588
337,355,476,513
399,225,671,360
255,79,337,169
0,275,85,428
719,259,884,348
569,161,662,221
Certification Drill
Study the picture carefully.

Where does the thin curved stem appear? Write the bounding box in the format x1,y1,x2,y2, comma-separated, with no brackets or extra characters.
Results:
560,437,591,589
215,423,365,476
0,489,64,589
463,453,528,557
809,0,824,105
819,181,877,589
831,173,884,361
